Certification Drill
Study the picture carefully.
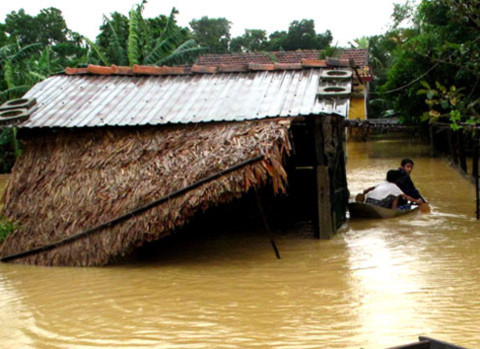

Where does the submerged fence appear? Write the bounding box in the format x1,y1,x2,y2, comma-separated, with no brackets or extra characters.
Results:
430,122,480,220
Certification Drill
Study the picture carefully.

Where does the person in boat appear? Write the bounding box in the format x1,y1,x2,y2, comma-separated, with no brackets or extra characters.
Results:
396,158,427,204
363,169,423,209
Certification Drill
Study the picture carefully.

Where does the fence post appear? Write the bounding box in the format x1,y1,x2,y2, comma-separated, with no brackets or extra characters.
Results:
475,124,479,220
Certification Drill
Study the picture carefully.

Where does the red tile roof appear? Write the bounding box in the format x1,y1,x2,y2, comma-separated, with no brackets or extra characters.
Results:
64,50,370,78
196,49,369,67
195,49,371,79
276,50,320,63
338,48,369,67
195,52,274,66
195,50,321,66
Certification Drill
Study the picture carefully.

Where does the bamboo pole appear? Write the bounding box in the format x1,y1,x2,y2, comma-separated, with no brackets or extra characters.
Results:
254,190,280,259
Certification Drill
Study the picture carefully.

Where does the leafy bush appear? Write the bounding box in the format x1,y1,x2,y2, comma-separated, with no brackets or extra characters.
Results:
0,216,19,242
0,127,21,173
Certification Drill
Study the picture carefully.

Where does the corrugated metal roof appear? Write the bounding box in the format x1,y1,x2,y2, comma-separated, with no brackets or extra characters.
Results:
20,68,350,128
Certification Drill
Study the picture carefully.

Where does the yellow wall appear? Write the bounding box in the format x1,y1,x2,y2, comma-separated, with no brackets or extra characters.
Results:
348,83,366,120
349,97,366,120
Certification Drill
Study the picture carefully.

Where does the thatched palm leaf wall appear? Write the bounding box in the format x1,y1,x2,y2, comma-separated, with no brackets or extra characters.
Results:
0,118,291,266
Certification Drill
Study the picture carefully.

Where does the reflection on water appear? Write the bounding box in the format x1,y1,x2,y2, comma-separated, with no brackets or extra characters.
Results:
0,139,479,348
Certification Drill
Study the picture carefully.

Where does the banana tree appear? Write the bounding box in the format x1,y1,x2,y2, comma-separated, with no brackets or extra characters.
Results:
86,2,203,67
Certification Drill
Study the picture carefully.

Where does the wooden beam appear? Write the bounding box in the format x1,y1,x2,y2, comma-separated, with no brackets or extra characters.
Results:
312,116,333,239
314,165,333,239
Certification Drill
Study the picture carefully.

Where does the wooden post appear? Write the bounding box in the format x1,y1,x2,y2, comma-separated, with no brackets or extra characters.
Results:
447,129,458,165
475,125,479,220
473,137,479,179
458,129,467,173
312,116,333,239
429,125,435,157
315,166,333,239
476,145,479,220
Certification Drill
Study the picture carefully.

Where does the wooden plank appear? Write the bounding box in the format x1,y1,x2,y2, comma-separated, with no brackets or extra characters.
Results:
311,115,334,239
314,165,333,239
313,116,325,166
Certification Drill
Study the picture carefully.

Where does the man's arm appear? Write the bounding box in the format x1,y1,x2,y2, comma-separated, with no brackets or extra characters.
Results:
402,193,423,205
363,186,376,195
398,175,425,202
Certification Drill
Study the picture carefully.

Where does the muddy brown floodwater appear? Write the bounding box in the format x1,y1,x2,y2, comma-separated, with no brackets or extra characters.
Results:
0,139,479,348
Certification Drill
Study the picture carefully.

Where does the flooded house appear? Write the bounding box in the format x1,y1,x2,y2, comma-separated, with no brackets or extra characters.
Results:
0,57,353,266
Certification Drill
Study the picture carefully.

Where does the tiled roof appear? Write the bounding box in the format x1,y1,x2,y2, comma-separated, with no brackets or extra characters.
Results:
338,48,369,67
196,49,371,79
18,63,352,128
196,49,370,66
196,50,321,66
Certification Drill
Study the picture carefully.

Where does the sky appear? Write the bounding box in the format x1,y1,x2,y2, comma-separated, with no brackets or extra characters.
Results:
0,0,401,46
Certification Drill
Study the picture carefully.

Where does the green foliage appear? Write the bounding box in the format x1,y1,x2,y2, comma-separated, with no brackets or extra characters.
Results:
145,8,190,65
418,79,479,129
371,0,480,125
91,3,202,66
189,17,231,54
0,127,21,173
84,37,110,66
97,13,129,66
230,30,268,53
0,7,86,173
191,16,333,53
127,5,142,66
348,37,369,49
5,8,68,46
0,8,86,102
0,215,19,242
391,0,418,29
3,8,86,67
283,20,332,50
263,20,332,51
0,41,43,99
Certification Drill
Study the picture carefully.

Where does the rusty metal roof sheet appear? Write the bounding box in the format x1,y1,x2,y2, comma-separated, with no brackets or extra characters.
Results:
20,68,351,128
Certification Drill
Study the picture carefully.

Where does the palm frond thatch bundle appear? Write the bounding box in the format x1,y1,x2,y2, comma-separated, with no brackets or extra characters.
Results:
0,118,292,266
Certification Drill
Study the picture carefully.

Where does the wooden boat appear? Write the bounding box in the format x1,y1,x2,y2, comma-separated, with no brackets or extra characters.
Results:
348,201,419,219
388,335,468,349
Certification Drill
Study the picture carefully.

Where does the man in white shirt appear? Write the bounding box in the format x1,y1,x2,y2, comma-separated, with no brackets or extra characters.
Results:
364,170,423,209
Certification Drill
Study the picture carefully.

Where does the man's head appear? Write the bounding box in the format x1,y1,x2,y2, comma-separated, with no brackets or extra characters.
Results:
386,169,402,183
400,158,414,174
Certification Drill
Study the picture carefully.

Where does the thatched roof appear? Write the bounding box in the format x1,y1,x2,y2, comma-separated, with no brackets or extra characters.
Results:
0,118,291,266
